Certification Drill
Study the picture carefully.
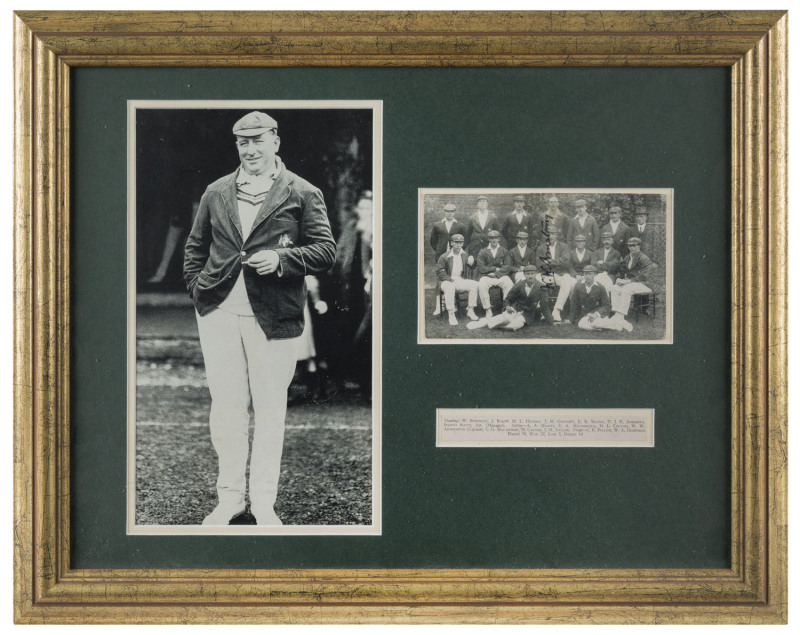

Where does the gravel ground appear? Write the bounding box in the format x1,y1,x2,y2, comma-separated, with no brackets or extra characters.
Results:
135,360,373,526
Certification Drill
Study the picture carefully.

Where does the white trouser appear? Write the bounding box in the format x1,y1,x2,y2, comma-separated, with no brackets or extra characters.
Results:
478,275,514,308
488,311,526,330
196,309,298,520
441,278,478,311
610,282,652,315
578,313,622,331
595,272,614,294
552,273,576,312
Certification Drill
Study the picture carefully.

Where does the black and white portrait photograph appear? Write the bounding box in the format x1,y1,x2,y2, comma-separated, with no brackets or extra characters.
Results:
127,101,381,534
418,188,672,344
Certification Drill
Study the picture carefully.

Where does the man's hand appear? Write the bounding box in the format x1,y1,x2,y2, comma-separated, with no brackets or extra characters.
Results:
505,306,516,315
314,300,328,315
467,255,475,267
246,250,280,276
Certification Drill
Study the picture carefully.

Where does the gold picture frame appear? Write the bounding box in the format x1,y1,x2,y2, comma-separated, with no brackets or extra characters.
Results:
13,11,787,624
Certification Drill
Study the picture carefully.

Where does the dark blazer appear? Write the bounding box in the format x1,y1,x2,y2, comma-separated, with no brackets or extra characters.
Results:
535,241,571,276
505,279,554,325
532,210,569,250
464,212,502,259
501,211,533,247
476,246,510,277
436,250,470,282
590,246,623,281
505,245,537,276
601,221,632,256
566,214,601,251
620,251,656,284
568,248,593,276
429,218,467,260
184,161,336,339
568,282,611,323
630,223,656,257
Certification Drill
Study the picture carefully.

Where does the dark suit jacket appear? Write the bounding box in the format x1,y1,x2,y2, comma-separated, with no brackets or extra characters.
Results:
569,248,593,276
184,160,336,339
591,247,622,281
505,245,537,275
501,211,533,246
630,223,656,257
464,212,502,258
566,214,601,251
620,251,656,284
435,250,470,282
568,282,611,323
477,246,510,277
505,279,554,325
429,218,467,260
601,221,632,255
532,210,569,250
535,241,571,276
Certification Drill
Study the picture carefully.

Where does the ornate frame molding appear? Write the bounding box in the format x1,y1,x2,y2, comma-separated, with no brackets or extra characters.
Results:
13,11,787,623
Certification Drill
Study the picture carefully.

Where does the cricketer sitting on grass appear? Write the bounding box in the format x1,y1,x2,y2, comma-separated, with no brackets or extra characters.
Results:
184,111,336,526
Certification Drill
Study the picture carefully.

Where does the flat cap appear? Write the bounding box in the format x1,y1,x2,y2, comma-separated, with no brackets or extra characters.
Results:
513,195,526,202
574,233,587,241
516,231,529,239
601,230,614,238
233,111,278,137
522,265,538,273
477,195,489,202
635,207,649,215
574,199,587,206
488,230,501,238
627,237,642,245
583,265,599,273
443,203,457,211
450,233,465,242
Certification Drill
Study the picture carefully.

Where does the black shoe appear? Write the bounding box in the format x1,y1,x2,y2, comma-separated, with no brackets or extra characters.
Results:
229,509,257,525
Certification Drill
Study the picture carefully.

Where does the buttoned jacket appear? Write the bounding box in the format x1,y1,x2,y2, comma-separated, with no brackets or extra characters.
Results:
569,248,593,276
620,251,656,284
464,212,502,257
630,223,656,256
476,246,510,277
590,246,623,281
567,214,601,251
532,210,569,250
184,161,336,340
436,250,470,282
430,218,467,260
505,279,554,325
505,245,537,274
535,240,571,276
501,210,532,246
601,220,632,255
568,282,611,323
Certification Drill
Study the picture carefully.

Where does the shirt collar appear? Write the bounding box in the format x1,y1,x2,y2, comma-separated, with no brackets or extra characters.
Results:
236,157,280,186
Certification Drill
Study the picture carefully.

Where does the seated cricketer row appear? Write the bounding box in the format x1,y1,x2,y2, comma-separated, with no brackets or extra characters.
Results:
434,231,655,331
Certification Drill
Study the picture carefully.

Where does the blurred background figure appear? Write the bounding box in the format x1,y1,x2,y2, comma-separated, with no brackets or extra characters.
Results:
329,190,374,400
290,275,329,404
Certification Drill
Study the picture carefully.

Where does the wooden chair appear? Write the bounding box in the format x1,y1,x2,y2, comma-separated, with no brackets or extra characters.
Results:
632,292,657,322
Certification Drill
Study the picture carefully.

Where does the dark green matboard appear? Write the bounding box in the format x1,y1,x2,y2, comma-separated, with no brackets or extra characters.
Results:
71,66,730,569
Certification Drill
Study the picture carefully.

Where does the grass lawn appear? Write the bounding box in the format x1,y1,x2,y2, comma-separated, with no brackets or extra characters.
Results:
422,287,666,342
135,362,373,526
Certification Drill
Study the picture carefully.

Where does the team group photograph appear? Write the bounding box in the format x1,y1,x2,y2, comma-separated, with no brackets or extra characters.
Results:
419,189,672,343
